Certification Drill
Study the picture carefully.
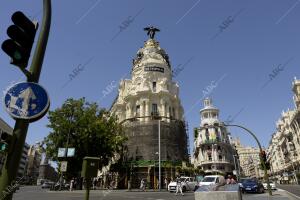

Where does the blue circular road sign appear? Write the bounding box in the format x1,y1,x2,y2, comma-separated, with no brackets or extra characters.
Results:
3,82,50,122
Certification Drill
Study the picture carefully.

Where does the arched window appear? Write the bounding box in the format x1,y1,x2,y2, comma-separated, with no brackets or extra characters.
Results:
205,128,209,141
215,127,220,141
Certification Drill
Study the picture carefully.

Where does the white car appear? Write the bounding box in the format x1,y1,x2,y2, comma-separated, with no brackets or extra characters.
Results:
168,177,197,192
262,182,276,190
198,175,225,187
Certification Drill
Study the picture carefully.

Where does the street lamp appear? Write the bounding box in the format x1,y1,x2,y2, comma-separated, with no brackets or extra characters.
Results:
158,119,161,191
59,101,74,190
154,152,158,190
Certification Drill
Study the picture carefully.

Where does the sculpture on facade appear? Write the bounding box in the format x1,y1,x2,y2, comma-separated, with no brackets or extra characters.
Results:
144,26,160,39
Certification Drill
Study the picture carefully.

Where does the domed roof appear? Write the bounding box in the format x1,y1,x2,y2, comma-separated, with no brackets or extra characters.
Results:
132,39,171,68
200,98,219,113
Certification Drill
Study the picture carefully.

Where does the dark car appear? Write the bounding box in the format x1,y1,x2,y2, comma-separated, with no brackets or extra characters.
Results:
241,179,264,193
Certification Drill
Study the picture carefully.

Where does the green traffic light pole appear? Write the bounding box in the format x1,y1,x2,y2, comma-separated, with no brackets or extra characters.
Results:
224,124,272,196
0,1,51,199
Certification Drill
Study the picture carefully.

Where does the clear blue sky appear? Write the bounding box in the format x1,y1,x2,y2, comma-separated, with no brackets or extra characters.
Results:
0,0,299,151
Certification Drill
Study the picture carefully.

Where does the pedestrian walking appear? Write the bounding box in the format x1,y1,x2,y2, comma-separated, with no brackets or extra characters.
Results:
92,178,97,190
175,176,184,196
70,178,74,191
164,178,168,189
140,179,146,191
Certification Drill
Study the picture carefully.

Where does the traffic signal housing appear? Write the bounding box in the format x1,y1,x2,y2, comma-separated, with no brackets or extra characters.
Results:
0,132,13,153
260,150,271,170
1,11,38,67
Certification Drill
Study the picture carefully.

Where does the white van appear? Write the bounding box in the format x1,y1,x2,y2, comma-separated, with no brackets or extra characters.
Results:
198,175,225,186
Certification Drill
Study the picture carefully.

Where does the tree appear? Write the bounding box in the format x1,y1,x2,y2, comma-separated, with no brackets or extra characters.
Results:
44,98,126,180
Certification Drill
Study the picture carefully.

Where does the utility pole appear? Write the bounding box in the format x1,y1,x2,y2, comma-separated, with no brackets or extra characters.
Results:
158,120,161,191
0,1,51,199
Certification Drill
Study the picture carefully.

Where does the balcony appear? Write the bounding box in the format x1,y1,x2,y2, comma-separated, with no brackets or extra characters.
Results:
151,111,160,120
200,159,232,165
199,138,229,145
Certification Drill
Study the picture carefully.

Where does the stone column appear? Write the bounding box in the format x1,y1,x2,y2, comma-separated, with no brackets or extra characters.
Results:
145,100,150,122
175,106,179,120
167,106,171,122
126,104,130,119
161,99,166,120
140,101,145,121
128,102,133,119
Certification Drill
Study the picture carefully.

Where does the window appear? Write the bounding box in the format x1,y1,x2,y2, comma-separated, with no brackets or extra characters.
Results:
205,129,209,140
208,155,212,161
153,82,157,92
136,105,140,116
219,155,222,160
152,104,158,115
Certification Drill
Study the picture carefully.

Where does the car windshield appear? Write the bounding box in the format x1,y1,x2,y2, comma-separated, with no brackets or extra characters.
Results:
201,177,216,182
243,179,256,183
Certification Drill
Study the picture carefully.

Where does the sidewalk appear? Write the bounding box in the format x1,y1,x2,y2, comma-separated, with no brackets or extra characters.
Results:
243,189,299,200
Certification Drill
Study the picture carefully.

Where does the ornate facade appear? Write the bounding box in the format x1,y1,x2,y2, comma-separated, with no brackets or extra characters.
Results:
110,34,188,188
193,98,235,175
233,138,264,178
267,78,300,184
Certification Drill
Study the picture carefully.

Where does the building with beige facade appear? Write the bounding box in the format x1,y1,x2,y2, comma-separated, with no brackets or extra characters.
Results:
267,77,300,184
233,138,264,178
193,98,235,175
110,29,188,188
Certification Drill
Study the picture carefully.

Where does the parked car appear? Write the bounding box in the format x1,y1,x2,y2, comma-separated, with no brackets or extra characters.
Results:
238,178,249,190
41,181,54,189
262,182,276,190
241,179,264,193
198,175,225,187
168,177,197,192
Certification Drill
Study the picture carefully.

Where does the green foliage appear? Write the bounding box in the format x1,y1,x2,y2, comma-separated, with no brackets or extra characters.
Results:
44,98,126,180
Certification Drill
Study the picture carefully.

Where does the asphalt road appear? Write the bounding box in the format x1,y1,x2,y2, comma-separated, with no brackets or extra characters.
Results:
11,186,295,200
277,185,300,199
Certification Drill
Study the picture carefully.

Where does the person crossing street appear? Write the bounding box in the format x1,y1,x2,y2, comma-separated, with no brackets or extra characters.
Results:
175,176,184,196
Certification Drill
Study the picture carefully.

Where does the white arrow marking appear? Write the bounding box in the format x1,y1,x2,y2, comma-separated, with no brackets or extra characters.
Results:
18,87,37,114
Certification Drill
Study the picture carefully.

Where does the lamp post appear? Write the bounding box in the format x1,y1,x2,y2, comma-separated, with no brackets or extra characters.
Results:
59,101,73,190
154,152,158,190
158,120,161,191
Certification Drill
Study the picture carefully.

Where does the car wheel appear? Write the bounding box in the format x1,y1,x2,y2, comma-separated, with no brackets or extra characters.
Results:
259,187,263,194
194,186,199,191
182,186,186,192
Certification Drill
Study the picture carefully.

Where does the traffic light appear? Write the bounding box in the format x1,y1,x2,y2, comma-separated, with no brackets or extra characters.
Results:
0,132,12,153
1,11,38,67
260,150,267,163
259,150,270,170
